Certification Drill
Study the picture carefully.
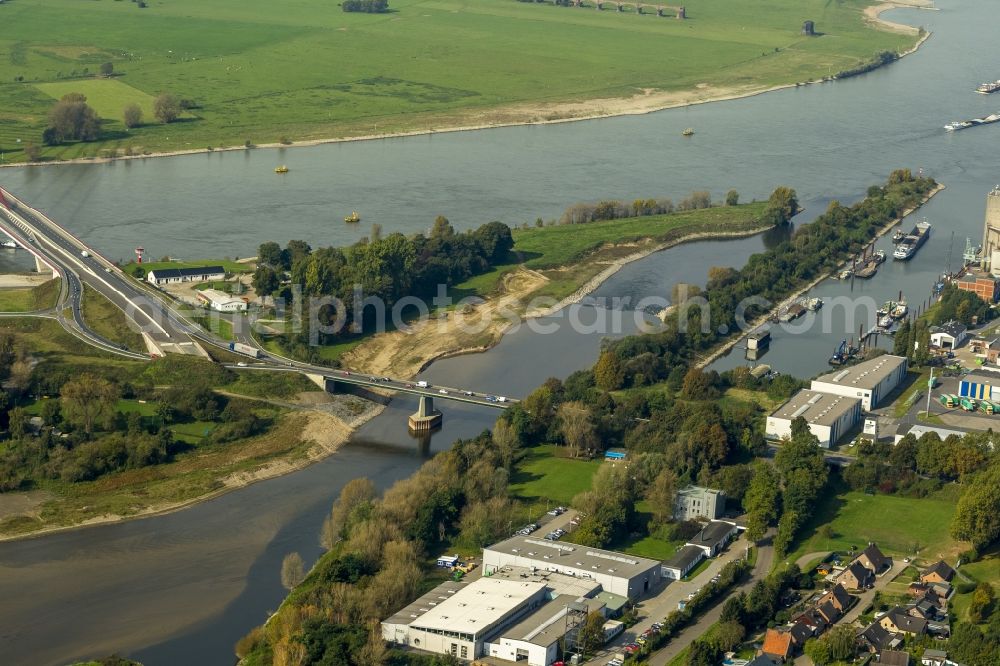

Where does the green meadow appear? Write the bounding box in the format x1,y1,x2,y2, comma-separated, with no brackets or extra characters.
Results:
0,0,915,162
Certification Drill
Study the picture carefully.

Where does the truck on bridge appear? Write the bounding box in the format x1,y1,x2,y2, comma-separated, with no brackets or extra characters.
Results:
229,342,262,358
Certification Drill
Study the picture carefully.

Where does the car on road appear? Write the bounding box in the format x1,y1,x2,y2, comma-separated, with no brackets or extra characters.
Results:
607,660,623,666
405,383,413,388
237,362,248,367
439,389,449,395
463,390,474,396
382,377,391,382
485,395,497,402
623,644,639,654
341,371,350,376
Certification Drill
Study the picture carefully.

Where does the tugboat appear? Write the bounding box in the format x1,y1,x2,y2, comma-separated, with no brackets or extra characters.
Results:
873,249,887,263
344,211,361,223
274,165,289,173
805,297,823,311
892,229,906,243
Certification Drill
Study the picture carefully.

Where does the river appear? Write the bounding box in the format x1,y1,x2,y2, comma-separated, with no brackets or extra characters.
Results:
1,1,998,664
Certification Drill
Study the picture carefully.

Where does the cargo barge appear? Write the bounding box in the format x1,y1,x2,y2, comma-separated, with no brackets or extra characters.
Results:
944,112,1000,131
893,219,931,260
976,80,1000,94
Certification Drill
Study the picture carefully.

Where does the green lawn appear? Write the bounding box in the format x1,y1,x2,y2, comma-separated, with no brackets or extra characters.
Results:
512,204,768,269
0,278,60,312
509,444,603,505
124,259,253,276
785,480,965,568
80,284,147,351
0,0,914,162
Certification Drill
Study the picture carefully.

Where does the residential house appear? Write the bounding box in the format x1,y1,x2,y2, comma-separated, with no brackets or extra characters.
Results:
760,628,794,662
818,583,854,614
815,600,841,625
788,621,813,647
908,598,939,620
857,542,891,574
879,607,927,636
920,560,956,585
858,621,902,653
920,649,949,666
746,656,782,666
879,650,911,666
838,561,874,590
791,610,827,635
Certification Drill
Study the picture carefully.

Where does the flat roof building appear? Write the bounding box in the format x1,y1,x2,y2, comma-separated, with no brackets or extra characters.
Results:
483,536,662,599
489,595,601,666
766,389,862,448
197,288,247,312
894,423,972,444
810,355,907,410
674,485,726,522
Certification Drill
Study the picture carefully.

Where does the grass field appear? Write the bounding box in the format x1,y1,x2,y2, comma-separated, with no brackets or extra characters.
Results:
80,284,146,351
0,278,60,312
0,0,915,162
785,480,966,568
509,444,603,505
124,259,254,276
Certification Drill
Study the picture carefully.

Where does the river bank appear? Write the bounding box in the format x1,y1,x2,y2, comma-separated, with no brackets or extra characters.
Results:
342,218,775,379
0,398,384,542
0,1,933,170
696,182,946,369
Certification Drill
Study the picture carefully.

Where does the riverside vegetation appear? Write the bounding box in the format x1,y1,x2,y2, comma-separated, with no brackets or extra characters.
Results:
236,171,1000,666
0,0,918,162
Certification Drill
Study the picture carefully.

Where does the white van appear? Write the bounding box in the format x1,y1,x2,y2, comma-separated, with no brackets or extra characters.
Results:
416,380,429,388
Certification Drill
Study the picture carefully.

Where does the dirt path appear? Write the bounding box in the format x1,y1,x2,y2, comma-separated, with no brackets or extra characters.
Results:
796,551,832,570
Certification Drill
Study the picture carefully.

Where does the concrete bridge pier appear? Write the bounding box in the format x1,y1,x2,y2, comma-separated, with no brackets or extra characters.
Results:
408,395,442,432
34,254,54,277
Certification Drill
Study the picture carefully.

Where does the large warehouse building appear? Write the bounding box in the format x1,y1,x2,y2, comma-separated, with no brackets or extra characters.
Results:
482,535,662,599
766,389,862,448
810,355,907,411
958,373,1000,401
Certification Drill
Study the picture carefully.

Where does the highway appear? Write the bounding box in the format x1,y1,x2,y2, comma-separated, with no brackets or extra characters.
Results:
0,187,520,409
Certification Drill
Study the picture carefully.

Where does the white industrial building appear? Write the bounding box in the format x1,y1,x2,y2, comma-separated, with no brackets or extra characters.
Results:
766,389,862,448
146,265,226,285
810,355,907,411
197,288,247,312
930,320,968,350
673,485,726,521
482,535,662,599
662,545,705,581
382,568,606,665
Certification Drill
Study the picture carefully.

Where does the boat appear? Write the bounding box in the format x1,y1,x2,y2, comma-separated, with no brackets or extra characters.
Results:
891,229,906,243
878,314,894,329
877,301,893,317
344,211,361,223
778,303,806,323
805,297,823,311
682,128,695,136
839,268,854,280
976,80,1000,94
274,165,289,173
944,112,1000,132
893,219,931,260
891,301,908,319
1,239,17,249
873,249,887,263
854,259,879,279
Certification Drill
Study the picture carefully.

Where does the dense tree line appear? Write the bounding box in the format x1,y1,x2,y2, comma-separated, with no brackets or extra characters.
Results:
255,217,513,351
590,172,935,391
342,0,389,12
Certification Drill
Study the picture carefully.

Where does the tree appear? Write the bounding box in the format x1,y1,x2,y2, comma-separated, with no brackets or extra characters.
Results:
577,611,607,655
100,62,114,77
558,401,598,458
123,103,142,129
594,350,625,391
280,552,305,590
24,143,41,162
252,266,280,304
681,367,712,399
491,418,520,470
713,620,745,652
153,93,181,123
41,399,61,426
744,462,780,541
824,624,858,661
321,477,377,549
47,93,101,143
767,186,799,223
258,241,284,268
968,581,995,623
645,468,678,527
61,373,118,434
725,190,740,206
951,462,1000,549
7,406,28,439
804,637,832,665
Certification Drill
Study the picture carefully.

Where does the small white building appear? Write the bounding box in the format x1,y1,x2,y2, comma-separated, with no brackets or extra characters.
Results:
685,520,740,557
197,288,247,312
810,355,907,410
766,389,862,448
930,320,968,349
673,485,726,521
662,544,705,580
146,265,226,286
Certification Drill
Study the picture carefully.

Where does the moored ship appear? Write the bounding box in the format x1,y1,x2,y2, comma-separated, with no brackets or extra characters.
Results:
893,219,931,260
976,80,1000,94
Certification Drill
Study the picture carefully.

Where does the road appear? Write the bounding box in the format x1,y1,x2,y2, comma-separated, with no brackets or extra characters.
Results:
0,188,521,408
580,532,773,666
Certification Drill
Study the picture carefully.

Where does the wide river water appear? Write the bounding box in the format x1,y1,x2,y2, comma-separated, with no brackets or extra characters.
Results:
2,1,999,664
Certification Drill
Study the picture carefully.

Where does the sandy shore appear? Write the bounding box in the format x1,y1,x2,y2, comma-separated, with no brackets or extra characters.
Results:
696,182,946,369
342,224,775,379
0,399,384,542
1,1,933,170
0,274,52,288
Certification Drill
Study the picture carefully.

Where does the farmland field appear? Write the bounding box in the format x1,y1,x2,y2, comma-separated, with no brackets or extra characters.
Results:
0,0,915,162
